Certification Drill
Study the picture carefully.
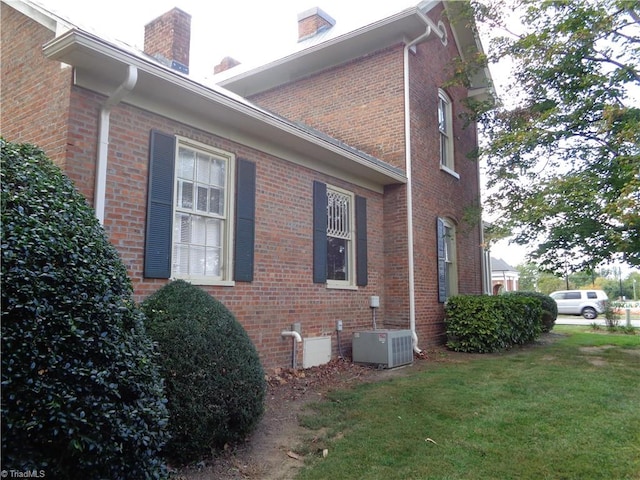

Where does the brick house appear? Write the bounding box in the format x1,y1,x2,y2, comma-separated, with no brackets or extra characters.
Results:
491,257,520,294
1,0,492,369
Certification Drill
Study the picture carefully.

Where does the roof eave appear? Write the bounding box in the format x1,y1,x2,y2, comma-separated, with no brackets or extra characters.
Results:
217,7,430,97
42,29,406,190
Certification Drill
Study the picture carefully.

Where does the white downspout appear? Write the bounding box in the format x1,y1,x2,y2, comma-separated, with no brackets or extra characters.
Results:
95,65,138,224
403,11,447,354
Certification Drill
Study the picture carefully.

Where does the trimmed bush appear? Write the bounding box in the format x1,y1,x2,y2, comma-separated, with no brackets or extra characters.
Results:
445,294,543,353
141,280,266,465
505,291,557,332
1,140,169,478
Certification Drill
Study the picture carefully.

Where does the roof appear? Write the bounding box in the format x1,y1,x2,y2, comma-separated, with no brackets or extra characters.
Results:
216,0,494,99
4,0,407,192
491,257,518,273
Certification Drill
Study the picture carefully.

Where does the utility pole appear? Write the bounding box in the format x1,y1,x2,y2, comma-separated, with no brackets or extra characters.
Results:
618,266,624,300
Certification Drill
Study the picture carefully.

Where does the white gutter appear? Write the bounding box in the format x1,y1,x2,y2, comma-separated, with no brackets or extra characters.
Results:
403,11,447,354
95,65,138,223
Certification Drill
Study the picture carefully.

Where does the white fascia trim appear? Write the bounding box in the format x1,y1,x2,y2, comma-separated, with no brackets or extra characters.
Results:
43,29,406,189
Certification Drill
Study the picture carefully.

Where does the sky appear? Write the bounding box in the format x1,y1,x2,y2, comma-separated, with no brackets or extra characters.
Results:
35,0,426,79
34,0,528,267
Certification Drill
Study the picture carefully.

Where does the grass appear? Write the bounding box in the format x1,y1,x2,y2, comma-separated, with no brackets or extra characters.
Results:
295,327,640,480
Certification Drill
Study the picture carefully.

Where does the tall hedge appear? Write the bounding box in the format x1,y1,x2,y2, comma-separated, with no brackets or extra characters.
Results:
505,291,557,332
445,294,543,353
1,140,169,478
141,280,266,465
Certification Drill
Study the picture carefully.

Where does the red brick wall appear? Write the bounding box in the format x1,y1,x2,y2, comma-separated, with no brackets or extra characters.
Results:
408,5,483,345
249,46,407,169
1,4,72,167
63,88,387,370
246,3,484,348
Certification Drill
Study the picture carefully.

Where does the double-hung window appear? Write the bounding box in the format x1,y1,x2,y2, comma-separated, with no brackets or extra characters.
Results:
145,131,254,285
438,89,456,175
326,186,354,286
313,181,367,288
173,142,232,282
437,217,458,302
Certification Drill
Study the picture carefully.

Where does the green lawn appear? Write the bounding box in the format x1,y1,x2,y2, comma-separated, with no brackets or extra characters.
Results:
296,327,640,480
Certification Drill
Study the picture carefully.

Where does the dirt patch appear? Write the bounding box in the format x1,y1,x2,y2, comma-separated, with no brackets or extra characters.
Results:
621,349,640,356
173,349,447,479
173,333,563,480
579,345,615,354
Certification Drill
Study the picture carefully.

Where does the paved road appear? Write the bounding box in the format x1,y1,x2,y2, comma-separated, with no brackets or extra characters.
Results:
555,315,640,328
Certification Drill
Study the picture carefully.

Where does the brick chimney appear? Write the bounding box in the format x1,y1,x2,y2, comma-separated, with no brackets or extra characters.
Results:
214,56,241,75
297,7,335,42
144,8,191,74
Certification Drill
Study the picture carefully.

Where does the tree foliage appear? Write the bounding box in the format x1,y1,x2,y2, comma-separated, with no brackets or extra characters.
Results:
458,0,640,273
1,140,169,478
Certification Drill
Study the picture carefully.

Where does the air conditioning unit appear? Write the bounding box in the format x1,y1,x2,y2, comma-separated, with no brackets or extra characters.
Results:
352,329,413,368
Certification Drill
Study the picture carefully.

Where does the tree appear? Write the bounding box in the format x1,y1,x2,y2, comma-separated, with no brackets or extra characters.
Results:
455,0,640,274
1,140,169,478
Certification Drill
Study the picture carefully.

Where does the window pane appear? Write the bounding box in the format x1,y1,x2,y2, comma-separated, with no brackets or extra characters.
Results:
173,244,189,274
197,185,208,212
327,190,350,239
205,247,221,276
438,98,446,132
192,216,207,245
440,134,448,166
197,154,210,184
210,187,223,215
178,148,195,180
179,181,194,209
211,159,225,186
327,237,348,280
206,218,221,247
189,245,205,275
175,212,191,243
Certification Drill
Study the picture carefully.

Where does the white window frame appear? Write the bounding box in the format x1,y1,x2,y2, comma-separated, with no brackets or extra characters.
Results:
326,185,356,290
442,218,458,299
171,136,235,286
438,89,458,178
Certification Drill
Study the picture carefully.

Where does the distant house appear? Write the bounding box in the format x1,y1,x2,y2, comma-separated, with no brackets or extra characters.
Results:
2,0,493,369
491,257,519,294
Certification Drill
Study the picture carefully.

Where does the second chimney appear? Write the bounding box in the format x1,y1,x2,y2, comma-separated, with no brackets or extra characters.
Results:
297,7,335,42
144,8,191,74
214,56,241,75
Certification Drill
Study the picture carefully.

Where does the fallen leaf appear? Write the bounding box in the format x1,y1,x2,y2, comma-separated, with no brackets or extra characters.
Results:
287,451,302,460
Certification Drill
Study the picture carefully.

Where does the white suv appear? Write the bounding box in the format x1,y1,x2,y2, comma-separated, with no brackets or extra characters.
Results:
549,290,609,320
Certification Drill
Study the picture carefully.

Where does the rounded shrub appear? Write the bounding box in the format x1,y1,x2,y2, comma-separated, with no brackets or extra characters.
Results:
141,280,266,465
505,291,557,332
1,140,169,478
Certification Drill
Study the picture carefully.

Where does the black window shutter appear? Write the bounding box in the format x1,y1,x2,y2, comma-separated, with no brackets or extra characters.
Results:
144,130,175,278
355,195,368,287
437,217,447,303
234,158,256,282
313,181,327,283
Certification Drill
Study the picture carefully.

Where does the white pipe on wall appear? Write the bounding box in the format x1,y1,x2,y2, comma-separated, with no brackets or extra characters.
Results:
281,330,302,343
281,330,303,369
95,65,138,224
402,9,447,354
